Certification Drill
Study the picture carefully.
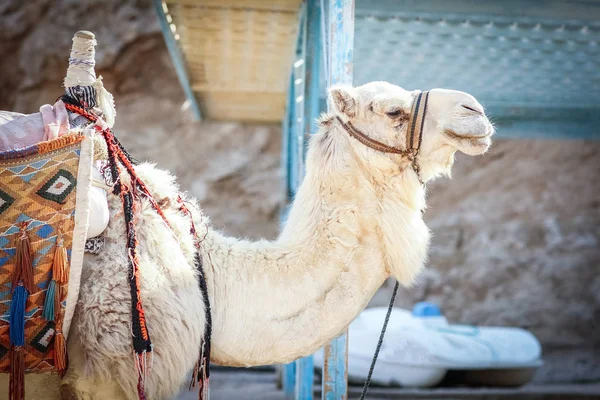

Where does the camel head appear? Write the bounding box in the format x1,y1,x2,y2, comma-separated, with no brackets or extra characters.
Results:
329,81,494,183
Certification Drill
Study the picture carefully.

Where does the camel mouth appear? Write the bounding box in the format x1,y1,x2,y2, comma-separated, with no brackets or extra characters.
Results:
443,129,491,141
444,127,493,155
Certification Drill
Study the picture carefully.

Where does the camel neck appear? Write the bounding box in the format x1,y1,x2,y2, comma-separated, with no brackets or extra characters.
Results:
199,122,429,366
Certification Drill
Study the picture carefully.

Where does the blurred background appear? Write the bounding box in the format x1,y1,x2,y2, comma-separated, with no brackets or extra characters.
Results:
0,0,598,398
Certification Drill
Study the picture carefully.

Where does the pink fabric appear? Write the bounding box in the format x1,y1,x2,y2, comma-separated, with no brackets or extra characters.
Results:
0,100,70,151
40,100,69,141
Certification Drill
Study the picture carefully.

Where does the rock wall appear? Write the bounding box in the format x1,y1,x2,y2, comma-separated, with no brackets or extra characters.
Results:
0,0,282,239
1,0,598,382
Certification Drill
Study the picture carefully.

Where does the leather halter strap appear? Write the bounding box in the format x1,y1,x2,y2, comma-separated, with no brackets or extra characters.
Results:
337,91,430,184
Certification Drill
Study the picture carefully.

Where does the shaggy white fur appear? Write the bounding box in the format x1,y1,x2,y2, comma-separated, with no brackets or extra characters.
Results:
62,164,206,400
0,82,492,400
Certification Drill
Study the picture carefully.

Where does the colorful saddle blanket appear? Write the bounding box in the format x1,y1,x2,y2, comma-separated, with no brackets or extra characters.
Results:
0,133,93,378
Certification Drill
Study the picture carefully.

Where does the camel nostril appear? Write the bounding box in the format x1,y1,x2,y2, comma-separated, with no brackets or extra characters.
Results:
462,105,483,115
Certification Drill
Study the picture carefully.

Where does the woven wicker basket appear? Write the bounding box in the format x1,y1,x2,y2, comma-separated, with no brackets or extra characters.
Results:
167,0,302,122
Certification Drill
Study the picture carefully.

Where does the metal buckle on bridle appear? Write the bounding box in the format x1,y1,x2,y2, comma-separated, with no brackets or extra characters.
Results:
337,91,430,185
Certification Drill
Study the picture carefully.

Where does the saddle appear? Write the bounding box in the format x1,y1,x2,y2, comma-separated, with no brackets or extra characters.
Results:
0,132,95,398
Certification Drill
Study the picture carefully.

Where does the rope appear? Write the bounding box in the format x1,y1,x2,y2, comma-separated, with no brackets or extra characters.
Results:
358,280,399,400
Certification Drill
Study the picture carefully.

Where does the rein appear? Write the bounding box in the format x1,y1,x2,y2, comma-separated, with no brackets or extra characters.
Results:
337,91,430,184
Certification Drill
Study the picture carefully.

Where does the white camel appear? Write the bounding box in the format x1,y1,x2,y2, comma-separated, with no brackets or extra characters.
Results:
0,32,493,397
31,79,491,400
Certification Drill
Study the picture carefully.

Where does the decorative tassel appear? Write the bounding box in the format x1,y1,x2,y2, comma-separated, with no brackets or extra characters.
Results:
189,360,199,391
52,236,69,284
54,284,61,322
9,285,27,346
198,356,209,400
190,341,210,400
200,380,209,400
54,329,67,373
10,224,31,400
45,232,67,321
43,280,56,321
9,285,27,400
9,346,24,400
13,225,34,294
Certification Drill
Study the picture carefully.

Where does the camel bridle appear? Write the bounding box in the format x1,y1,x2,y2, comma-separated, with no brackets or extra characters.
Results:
336,91,430,185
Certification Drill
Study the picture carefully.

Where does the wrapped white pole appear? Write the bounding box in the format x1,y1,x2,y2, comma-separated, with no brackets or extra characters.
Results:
64,31,97,87
64,31,116,127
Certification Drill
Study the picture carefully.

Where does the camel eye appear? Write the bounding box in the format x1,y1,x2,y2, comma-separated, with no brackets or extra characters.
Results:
386,109,403,118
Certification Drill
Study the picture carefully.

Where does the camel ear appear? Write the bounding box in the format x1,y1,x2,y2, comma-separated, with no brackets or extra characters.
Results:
329,86,356,118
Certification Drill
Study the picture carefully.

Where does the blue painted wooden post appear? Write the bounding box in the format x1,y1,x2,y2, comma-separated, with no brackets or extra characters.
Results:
295,356,314,400
283,358,297,400
282,1,325,398
322,1,354,399
282,52,299,400
282,3,308,398
305,0,323,140
293,1,324,399
152,0,202,120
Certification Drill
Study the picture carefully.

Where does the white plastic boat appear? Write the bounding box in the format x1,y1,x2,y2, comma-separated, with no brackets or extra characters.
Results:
313,304,542,388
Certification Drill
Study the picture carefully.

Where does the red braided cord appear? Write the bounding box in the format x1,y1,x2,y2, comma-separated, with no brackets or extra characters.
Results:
64,103,171,228
64,103,97,122
114,147,171,228
177,196,199,248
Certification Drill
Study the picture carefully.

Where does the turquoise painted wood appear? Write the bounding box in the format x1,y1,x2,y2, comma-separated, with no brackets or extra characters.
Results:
293,2,323,399
282,2,328,398
305,0,324,139
325,0,355,88
322,333,348,400
281,75,294,209
282,3,311,398
281,71,297,400
283,359,297,399
293,3,308,189
152,0,201,120
281,44,300,400
281,19,302,393
321,1,354,399
295,356,315,400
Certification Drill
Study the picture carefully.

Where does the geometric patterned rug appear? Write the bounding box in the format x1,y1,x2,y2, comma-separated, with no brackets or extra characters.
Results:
0,133,93,373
